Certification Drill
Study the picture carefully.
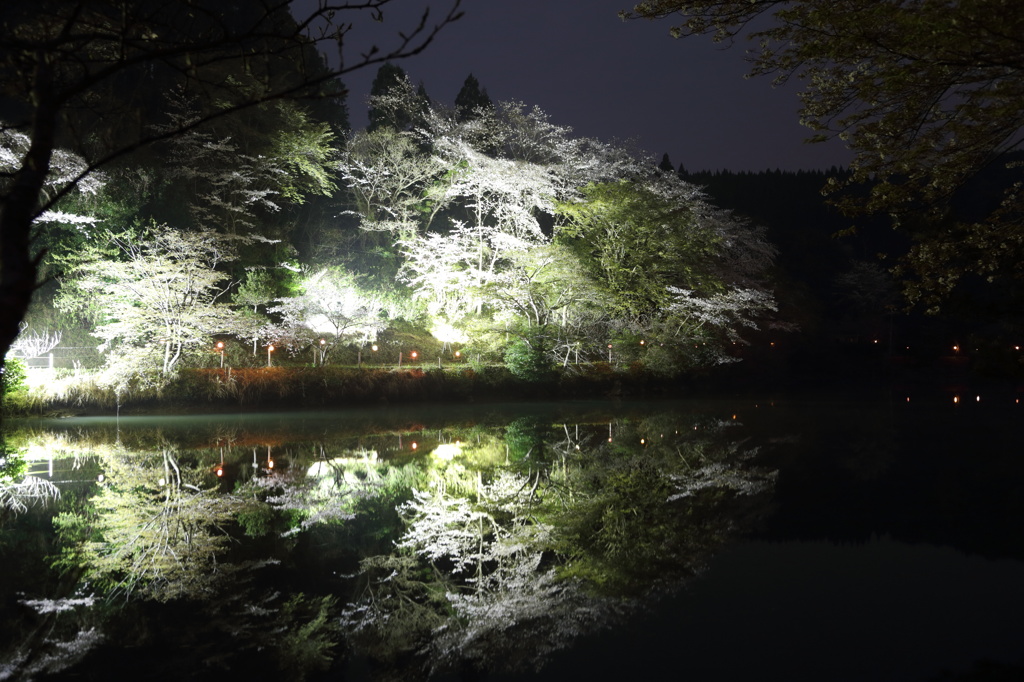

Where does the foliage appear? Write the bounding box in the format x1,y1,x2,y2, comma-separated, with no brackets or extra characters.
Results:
268,267,387,363
0,357,27,397
0,0,463,377
51,447,246,601
503,328,556,382
276,594,341,680
56,225,246,377
624,0,1024,309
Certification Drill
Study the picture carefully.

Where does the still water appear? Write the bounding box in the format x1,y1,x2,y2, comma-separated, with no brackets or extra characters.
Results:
1,395,1022,681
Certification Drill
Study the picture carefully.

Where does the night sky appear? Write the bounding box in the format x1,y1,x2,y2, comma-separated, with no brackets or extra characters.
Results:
337,0,852,172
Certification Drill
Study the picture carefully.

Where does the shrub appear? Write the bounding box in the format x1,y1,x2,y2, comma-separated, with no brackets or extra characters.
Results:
503,332,555,383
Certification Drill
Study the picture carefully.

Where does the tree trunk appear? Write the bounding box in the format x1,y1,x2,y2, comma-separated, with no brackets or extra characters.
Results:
0,73,57,409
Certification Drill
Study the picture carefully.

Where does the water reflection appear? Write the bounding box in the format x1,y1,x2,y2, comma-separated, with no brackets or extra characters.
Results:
0,403,775,680
4,396,1024,680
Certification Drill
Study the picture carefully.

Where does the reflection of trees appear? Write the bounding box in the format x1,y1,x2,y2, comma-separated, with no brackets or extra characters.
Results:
54,446,245,601
0,445,61,516
341,419,776,678
5,410,778,679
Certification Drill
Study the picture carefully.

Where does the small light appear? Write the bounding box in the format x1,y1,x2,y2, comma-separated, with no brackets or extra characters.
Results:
411,351,418,359
976,395,981,402
371,344,378,351
267,459,274,469
732,414,737,420
411,442,418,450
216,341,224,349
158,477,166,486
97,474,105,483
216,467,224,477
639,340,645,346
268,345,275,352
954,395,960,404
320,338,326,345
640,438,646,445
455,351,461,357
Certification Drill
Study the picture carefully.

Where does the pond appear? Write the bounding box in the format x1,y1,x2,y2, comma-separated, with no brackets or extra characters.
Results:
1,394,1023,681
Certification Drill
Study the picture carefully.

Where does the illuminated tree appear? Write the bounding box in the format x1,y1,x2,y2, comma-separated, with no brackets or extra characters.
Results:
160,96,338,235
337,127,447,236
268,267,386,362
0,0,463,379
56,226,245,376
623,0,1024,308
556,175,777,361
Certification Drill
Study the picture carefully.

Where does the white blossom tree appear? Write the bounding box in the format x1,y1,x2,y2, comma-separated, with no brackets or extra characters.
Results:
268,267,386,363
56,226,246,376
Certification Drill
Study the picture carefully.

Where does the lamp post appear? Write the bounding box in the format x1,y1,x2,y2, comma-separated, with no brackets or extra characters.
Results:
216,341,224,368
267,344,274,367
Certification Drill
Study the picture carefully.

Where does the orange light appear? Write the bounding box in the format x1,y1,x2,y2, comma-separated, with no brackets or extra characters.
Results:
216,341,224,349
267,459,274,469
268,345,275,352
640,438,646,445
411,351,418,359
954,395,960,404
216,467,224,477
639,340,645,346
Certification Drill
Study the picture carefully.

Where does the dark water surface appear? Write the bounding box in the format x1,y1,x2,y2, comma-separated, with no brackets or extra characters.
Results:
2,395,1022,681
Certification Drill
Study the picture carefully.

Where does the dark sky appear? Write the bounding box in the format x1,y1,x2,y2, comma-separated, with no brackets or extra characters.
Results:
336,0,851,172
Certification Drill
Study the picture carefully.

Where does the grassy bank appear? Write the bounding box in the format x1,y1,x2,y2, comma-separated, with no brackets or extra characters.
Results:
6,363,694,416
